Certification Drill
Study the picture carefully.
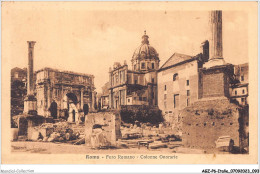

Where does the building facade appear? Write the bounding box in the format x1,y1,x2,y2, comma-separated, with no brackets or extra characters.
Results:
35,67,95,122
230,63,249,105
157,51,208,124
100,82,110,109
11,67,27,83
109,32,159,109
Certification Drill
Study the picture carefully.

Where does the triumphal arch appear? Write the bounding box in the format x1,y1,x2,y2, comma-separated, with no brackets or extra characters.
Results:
35,67,96,122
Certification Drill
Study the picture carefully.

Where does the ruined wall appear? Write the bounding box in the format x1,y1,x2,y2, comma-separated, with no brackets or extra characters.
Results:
85,112,121,147
182,98,244,150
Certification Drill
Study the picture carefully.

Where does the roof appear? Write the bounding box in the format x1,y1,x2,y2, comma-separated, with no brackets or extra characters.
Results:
132,43,159,60
131,32,159,61
159,52,194,71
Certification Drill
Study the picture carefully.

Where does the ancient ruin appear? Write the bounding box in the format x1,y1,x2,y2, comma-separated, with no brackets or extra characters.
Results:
181,10,249,152
35,67,95,122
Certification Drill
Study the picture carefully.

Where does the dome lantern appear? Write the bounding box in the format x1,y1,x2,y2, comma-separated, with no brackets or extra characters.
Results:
142,30,149,44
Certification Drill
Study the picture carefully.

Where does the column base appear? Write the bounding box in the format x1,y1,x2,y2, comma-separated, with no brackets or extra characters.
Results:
24,95,37,115
203,58,226,69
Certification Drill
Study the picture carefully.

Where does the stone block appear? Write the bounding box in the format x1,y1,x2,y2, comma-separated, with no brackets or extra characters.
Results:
85,112,121,147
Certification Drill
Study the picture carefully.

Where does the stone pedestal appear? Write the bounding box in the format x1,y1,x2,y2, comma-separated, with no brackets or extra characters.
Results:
203,58,226,69
199,64,234,99
24,95,37,114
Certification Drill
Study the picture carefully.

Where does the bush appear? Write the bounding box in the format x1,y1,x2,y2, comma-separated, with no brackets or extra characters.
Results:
120,105,164,125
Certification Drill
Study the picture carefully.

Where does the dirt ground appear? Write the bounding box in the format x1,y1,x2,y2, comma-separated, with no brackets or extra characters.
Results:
11,141,205,154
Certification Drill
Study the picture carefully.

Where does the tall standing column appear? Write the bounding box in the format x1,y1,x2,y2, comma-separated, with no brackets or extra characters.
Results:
201,11,234,98
210,10,223,59
81,88,84,109
24,41,37,115
92,91,95,110
27,41,36,95
204,10,225,68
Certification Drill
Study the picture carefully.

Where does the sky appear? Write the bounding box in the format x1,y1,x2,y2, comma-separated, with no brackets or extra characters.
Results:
2,2,248,93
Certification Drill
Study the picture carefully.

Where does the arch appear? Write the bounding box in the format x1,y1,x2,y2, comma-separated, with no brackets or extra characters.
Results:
83,104,89,115
66,93,78,104
63,92,79,122
49,101,58,119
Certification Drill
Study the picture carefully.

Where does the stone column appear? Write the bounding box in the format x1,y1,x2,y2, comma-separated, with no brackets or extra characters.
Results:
210,10,223,59
109,89,113,109
47,83,52,116
27,41,36,95
92,91,95,110
81,88,84,109
204,10,225,68
24,41,37,114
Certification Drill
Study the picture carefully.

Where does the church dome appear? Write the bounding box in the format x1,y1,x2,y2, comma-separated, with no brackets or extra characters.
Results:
132,31,159,60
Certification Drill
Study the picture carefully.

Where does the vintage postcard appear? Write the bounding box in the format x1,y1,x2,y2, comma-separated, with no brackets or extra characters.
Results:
1,1,258,164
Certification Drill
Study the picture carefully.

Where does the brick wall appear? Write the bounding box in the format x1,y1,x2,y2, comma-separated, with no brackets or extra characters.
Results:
182,98,246,150
202,72,224,98
199,65,233,99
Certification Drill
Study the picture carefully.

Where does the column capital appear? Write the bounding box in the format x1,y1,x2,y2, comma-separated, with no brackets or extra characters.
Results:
27,41,36,48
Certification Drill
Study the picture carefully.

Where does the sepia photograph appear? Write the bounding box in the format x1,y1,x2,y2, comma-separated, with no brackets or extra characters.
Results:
1,1,258,166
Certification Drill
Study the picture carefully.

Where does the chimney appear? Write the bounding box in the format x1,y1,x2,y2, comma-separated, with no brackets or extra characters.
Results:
27,41,36,95
201,40,209,62
210,10,223,59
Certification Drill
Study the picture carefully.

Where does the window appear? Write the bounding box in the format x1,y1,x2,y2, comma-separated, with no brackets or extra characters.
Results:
152,78,154,83
241,98,245,102
151,63,155,69
187,90,190,106
164,94,167,100
139,97,142,101
241,75,244,81
174,94,179,108
187,90,190,96
186,80,189,86
164,85,167,91
128,99,130,103
143,97,147,101
173,73,178,81
242,89,245,94
134,97,136,100
141,62,145,69
164,101,167,109
235,90,237,95
187,98,190,106
117,75,120,83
